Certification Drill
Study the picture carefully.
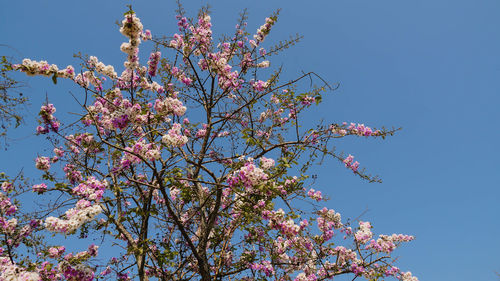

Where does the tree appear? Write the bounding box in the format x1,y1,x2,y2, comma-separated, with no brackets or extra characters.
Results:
0,5,418,281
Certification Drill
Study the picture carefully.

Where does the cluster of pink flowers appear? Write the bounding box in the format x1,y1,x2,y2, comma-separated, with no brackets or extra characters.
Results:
72,176,108,201
169,66,192,86
63,244,99,261
272,236,292,262
36,103,60,134
199,43,243,92
170,14,213,57
85,90,149,131
65,133,97,154
32,183,47,194
44,199,102,234
88,56,117,79
354,221,373,244
249,260,275,277
332,246,358,267
116,68,141,89
317,207,342,240
1,182,13,193
272,217,302,238
36,245,99,281
300,95,316,106
400,271,419,281
256,60,270,68
52,147,65,162
141,29,152,41
59,262,95,281
195,123,208,138
35,156,51,172
162,123,188,147
250,16,276,47
0,257,41,281
154,96,187,117
12,59,75,79
189,15,213,55
169,33,185,50
48,246,66,258
330,123,381,137
75,70,104,91
227,160,269,189
307,188,323,201
120,139,161,169
169,186,181,201
147,51,161,76
0,192,17,216
347,123,380,136
0,217,18,235
295,272,320,281
259,157,275,170
252,80,269,92
120,12,143,70
64,164,83,184
351,263,365,276
140,79,165,94
366,233,414,254
343,154,360,172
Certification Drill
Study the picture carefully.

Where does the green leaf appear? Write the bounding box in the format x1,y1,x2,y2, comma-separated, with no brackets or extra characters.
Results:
51,74,57,85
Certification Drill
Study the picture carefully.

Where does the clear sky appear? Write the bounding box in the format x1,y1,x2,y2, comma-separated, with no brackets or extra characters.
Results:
1,0,500,280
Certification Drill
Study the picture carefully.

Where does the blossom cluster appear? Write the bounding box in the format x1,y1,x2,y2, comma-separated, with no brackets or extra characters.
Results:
12,59,75,79
35,156,51,172
249,260,275,277
44,199,102,234
120,12,143,70
252,79,269,92
88,56,117,79
170,66,193,86
251,16,276,47
85,89,145,131
64,164,83,184
316,207,342,240
1,182,13,193
120,139,161,169
154,96,187,117
36,103,60,134
72,176,108,201
190,15,213,55
259,157,275,170
0,216,18,235
48,246,66,258
366,233,414,254
162,123,188,147
59,262,95,281
201,51,242,91
0,257,40,281
227,160,269,189
354,221,373,244
147,51,161,76
32,183,47,194
0,192,17,216
65,133,98,155
343,154,360,173
330,122,382,137
307,188,323,201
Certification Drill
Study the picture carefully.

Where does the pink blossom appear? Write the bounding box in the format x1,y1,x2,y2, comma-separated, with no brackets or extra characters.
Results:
32,183,47,194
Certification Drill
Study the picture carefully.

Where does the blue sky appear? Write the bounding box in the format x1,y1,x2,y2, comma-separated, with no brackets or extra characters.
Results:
1,0,500,280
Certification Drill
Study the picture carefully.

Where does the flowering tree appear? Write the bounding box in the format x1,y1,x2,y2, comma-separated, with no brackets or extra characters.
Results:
0,5,418,281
